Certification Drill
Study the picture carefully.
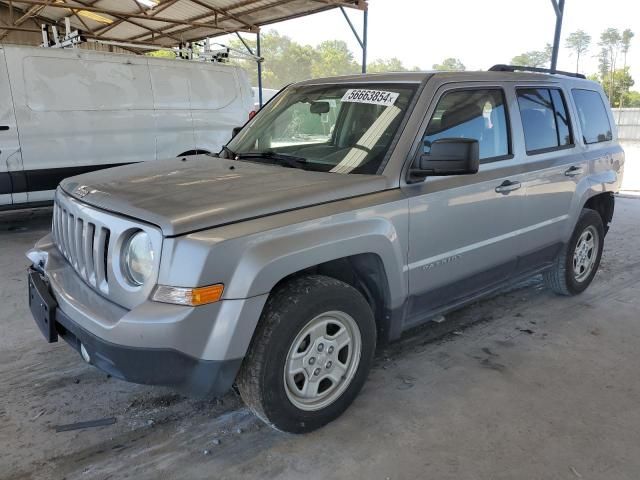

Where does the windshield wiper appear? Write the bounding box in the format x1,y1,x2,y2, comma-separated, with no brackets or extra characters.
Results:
235,151,308,169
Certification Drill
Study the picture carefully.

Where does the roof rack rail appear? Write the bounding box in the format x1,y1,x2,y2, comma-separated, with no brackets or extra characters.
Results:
488,64,586,79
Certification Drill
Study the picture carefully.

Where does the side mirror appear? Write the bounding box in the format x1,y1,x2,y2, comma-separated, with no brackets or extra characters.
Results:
411,138,479,180
231,126,242,138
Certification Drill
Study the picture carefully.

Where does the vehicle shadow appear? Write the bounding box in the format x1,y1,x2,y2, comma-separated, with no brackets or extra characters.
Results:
0,207,52,233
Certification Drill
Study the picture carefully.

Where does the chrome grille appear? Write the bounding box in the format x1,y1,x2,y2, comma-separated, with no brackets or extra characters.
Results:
52,198,110,294
50,189,162,310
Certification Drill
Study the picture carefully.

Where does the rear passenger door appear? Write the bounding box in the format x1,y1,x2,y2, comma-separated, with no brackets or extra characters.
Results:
403,84,528,327
512,85,584,271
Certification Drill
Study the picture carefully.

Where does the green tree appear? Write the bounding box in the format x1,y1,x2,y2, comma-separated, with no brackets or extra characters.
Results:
624,90,640,107
224,29,430,88
565,30,591,73
147,49,177,59
311,40,359,78
229,31,317,89
602,68,634,107
619,29,635,107
432,57,466,71
596,47,610,83
368,57,410,73
511,44,552,68
599,28,622,100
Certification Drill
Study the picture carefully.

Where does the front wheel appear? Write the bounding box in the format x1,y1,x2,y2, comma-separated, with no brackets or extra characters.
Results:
237,275,376,433
543,208,604,295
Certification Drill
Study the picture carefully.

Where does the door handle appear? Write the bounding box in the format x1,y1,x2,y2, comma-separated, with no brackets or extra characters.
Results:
495,180,521,194
564,165,584,177
0,126,9,131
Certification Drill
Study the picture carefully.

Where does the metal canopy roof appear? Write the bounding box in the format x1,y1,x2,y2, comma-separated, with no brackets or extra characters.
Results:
0,0,366,46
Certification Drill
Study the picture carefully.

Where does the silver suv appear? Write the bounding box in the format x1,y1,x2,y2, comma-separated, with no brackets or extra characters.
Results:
27,67,624,433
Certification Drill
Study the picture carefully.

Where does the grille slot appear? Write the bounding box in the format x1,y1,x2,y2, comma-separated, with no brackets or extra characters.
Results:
53,198,110,294
50,189,161,310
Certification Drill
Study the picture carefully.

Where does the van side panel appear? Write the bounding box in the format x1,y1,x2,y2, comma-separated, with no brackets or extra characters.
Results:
190,64,253,154
148,62,196,159
6,47,156,202
0,47,22,207
146,59,251,158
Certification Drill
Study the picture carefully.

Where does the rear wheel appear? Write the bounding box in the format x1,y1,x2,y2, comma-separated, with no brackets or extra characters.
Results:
543,209,604,295
237,275,376,433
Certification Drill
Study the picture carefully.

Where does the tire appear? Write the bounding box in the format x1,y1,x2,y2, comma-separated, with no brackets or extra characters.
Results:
237,275,376,433
543,208,604,296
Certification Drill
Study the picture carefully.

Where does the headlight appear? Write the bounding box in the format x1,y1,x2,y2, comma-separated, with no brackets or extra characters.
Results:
122,231,154,286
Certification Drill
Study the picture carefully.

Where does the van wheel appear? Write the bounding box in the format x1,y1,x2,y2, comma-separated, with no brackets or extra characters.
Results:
237,275,376,433
543,209,604,296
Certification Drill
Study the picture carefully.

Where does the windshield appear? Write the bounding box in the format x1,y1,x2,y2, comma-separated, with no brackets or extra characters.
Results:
224,84,417,174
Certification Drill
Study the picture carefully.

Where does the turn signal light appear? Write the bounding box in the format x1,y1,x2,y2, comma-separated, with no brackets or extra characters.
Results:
152,284,224,306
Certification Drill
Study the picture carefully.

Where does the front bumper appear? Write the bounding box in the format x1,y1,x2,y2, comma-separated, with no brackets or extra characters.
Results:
28,235,268,396
55,302,242,396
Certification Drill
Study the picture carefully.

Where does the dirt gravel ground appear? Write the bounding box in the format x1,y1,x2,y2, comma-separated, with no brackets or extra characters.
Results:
1,197,639,480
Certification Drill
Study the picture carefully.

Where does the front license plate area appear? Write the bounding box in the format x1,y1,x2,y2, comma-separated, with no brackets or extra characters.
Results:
28,270,58,343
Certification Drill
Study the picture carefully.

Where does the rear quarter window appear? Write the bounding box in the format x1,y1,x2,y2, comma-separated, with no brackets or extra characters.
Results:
571,89,613,144
516,88,573,154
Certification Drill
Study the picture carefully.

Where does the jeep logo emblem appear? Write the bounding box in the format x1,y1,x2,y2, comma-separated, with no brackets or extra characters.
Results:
75,185,91,198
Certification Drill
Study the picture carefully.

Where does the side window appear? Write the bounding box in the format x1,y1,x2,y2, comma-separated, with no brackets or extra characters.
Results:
572,89,613,144
550,89,572,146
423,89,510,161
516,88,573,154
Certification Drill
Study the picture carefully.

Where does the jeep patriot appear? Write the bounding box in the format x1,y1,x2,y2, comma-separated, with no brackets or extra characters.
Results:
27,66,624,433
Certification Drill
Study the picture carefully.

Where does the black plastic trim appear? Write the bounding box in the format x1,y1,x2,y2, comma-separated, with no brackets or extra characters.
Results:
53,304,242,396
0,200,52,212
480,153,515,164
525,143,576,156
489,64,586,79
401,244,562,333
0,162,136,196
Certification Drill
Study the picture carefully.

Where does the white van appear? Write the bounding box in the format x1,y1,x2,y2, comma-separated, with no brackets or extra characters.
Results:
0,44,253,209
252,87,280,110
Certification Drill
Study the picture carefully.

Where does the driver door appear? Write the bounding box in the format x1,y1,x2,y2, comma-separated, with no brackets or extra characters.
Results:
402,84,528,327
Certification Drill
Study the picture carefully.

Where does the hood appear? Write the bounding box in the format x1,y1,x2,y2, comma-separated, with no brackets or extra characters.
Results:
60,155,389,236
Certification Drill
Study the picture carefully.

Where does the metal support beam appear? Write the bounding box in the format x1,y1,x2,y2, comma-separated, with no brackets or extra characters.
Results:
3,0,251,31
362,8,367,74
235,31,254,55
339,6,367,73
339,6,363,48
257,30,263,107
235,31,263,107
550,0,565,71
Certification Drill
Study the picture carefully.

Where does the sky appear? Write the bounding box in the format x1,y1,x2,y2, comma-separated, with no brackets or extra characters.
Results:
218,0,640,82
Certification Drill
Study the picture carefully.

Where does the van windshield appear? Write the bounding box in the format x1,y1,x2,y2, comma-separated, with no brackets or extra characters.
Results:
223,84,417,174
